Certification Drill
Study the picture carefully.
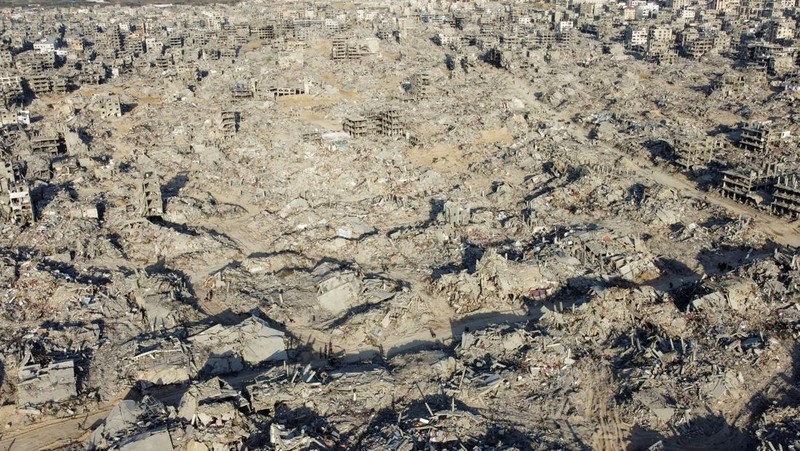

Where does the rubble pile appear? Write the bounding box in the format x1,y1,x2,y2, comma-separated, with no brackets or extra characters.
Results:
437,249,558,313
0,0,799,449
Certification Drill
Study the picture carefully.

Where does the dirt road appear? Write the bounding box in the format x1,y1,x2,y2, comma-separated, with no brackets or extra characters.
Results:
594,138,800,247
637,159,800,247
0,409,107,451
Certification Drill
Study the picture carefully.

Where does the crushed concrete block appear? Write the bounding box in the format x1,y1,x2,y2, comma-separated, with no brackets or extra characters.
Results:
652,407,675,422
89,397,170,450
691,291,726,311
189,317,287,375
723,280,757,312
336,217,375,240
186,441,209,451
17,360,77,406
502,331,526,352
656,209,680,225
117,430,173,451
132,342,193,385
178,377,245,429
317,272,361,314
442,201,471,225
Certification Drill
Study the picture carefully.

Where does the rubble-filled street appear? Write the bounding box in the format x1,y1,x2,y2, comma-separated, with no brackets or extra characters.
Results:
1,0,800,449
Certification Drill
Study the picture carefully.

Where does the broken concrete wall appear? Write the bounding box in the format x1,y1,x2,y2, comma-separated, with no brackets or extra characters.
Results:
189,316,287,375
17,360,77,406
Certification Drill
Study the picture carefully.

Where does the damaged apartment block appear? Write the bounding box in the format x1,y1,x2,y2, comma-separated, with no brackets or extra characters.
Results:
669,136,725,171
0,75,24,107
230,81,254,101
343,108,404,138
720,162,785,206
770,175,800,219
27,75,54,96
407,72,432,100
0,108,30,128
260,78,311,100
221,110,239,139
738,122,773,153
331,35,373,60
29,128,66,155
1,160,35,224
89,93,122,118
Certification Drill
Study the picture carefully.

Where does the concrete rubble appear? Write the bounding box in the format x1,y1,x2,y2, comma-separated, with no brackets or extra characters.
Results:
0,0,798,449
17,360,77,407
189,316,288,375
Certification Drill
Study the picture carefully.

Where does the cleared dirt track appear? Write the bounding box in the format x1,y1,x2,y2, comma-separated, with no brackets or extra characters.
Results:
0,409,108,451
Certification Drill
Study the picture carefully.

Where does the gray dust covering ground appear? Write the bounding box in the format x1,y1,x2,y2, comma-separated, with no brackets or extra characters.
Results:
0,0,799,450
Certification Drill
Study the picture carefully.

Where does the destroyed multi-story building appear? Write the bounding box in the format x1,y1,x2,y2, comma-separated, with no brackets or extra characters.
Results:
221,110,239,139
669,136,726,170
738,122,773,153
0,75,24,107
331,35,372,60
27,74,53,95
28,128,65,155
343,115,374,137
230,80,253,100
0,108,30,128
719,161,785,205
0,160,34,224
78,62,107,85
678,28,715,59
408,72,432,99
89,93,122,118
770,175,800,219
568,231,659,282
139,172,163,218
343,107,405,138
0,51,13,69
625,26,648,52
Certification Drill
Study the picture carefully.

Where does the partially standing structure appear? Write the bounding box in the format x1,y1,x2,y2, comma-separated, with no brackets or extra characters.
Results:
0,160,34,224
139,172,163,218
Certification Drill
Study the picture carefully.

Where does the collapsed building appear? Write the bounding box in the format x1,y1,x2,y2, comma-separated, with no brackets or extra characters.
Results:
188,316,287,375
437,249,559,313
567,230,660,283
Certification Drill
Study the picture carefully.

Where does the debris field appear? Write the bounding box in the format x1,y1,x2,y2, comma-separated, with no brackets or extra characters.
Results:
0,0,800,450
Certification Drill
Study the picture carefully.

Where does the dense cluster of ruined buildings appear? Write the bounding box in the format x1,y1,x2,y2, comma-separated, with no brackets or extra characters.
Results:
417,0,800,221
0,2,393,114
2,0,800,224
